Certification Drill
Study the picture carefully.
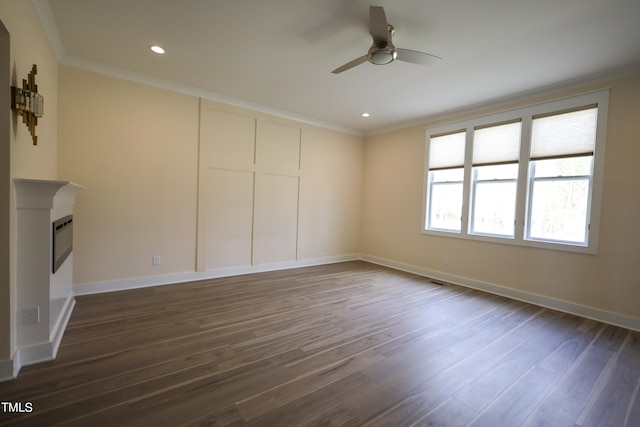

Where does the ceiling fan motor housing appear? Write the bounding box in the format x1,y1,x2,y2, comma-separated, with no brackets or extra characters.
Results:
368,45,397,65
368,24,397,65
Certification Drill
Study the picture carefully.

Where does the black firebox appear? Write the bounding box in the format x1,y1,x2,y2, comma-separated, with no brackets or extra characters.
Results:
52,215,73,273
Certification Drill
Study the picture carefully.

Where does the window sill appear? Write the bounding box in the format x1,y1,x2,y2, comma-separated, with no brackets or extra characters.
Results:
421,228,597,255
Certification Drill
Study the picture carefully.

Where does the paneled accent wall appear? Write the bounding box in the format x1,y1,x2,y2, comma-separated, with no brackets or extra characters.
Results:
197,100,302,271
59,65,363,288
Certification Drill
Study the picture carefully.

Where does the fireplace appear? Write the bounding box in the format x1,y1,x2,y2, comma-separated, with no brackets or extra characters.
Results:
13,178,84,370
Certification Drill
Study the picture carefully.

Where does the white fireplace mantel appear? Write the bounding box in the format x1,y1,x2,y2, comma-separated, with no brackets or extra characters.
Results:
13,178,85,369
14,178,85,209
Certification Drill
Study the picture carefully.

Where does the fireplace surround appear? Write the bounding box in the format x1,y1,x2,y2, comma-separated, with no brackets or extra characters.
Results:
13,178,84,371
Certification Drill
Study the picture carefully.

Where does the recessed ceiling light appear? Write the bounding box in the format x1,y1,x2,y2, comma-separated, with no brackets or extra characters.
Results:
150,45,165,55
362,112,370,118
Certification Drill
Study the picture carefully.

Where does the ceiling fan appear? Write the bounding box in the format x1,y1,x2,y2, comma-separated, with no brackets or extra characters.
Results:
332,6,441,74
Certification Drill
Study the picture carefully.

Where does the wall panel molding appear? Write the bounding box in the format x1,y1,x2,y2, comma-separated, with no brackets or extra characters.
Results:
197,100,303,272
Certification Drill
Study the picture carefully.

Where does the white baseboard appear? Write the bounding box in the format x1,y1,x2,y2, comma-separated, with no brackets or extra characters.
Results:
15,341,54,369
0,356,20,383
50,295,75,358
362,255,640,332
74,254,361,296
1,295,76,382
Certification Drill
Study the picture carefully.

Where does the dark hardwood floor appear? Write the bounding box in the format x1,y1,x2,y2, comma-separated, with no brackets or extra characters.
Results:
1,261,639,426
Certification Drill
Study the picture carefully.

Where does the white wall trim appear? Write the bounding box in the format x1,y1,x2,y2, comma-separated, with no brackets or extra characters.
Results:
1,292,75,383
15,341,54,369
362,255,640,332
74,254,360,296
0,356,19,383
50,296,75,358
31,0,66,61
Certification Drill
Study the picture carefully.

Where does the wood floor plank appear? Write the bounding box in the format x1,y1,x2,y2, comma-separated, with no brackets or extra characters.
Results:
467,365,559,426
577,330,640,427
240,372,369,427
1,261,639,426
453,312,584,412
357,307,558,426
521,328,613,426
4,345,234,416
59,353,297,427
410,397,477,427
235,349,384,421
1,336,240,401
182,404,246,427
355,370,466,427
627,376,640,427
345,305,543,424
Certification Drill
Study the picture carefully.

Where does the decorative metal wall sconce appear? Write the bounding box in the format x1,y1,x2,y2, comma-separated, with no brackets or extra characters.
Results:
11,64,44,145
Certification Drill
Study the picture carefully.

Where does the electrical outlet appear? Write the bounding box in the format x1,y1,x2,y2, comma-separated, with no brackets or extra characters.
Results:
443,256,449,265
22,307,40,325
152,256,161,266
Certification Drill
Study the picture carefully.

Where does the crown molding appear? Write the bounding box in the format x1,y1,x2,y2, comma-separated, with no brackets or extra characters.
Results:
31,0,65,61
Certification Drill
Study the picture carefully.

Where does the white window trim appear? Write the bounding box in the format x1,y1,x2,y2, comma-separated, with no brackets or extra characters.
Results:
469,167,518,238
422,89,609,255
427,172,464,232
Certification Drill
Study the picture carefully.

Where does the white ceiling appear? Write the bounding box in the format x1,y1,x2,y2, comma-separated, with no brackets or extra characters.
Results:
38,0,640,135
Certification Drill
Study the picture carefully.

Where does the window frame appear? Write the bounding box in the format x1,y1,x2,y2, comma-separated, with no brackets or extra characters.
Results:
469,165,519,238
427,167,465,232
422,89,609,255
525,157,593,245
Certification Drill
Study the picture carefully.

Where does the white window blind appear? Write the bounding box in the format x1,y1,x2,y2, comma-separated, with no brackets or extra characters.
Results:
473,121,522,166
428,131,466,170
530,106,598,160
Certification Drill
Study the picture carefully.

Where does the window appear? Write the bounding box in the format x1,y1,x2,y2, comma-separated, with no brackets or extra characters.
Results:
527,107,598,245
470,121,521,237
425,131,465,231
423,90,608,254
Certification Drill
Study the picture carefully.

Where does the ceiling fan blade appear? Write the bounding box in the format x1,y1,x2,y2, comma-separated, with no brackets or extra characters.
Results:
331,55,368,74
396,48,442,66
369,6,389,45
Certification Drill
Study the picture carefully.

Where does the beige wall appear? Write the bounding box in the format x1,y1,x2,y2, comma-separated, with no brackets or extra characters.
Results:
58,66,200,285
0,0,59,364
58,66,364,287
298,125,363,259
362,74,640,320
2,1,58,179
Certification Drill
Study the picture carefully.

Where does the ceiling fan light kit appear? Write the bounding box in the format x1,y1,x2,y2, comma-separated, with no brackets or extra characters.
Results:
368,44,397,65
332,6,441,74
